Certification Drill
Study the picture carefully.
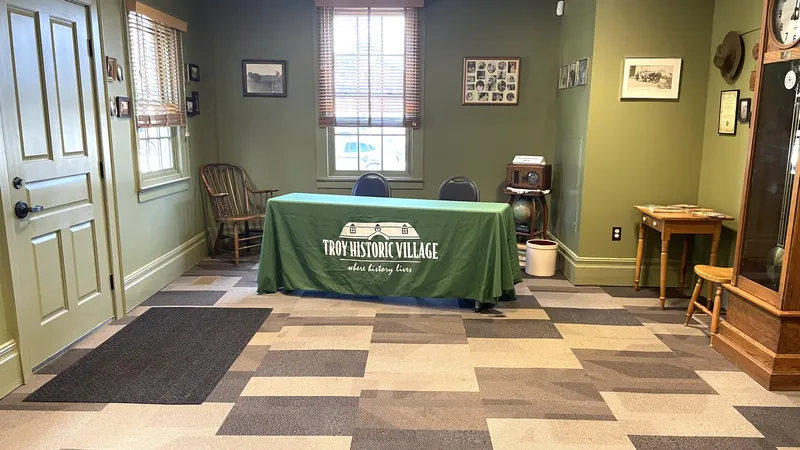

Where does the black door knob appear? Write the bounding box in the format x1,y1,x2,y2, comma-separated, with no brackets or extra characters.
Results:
15,201,43,219
12,177,23,189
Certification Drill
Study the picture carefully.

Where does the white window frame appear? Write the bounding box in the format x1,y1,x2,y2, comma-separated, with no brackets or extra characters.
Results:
315,8,425,190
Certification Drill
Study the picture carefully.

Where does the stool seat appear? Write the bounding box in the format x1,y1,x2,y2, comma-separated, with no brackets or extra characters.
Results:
693,265,733,284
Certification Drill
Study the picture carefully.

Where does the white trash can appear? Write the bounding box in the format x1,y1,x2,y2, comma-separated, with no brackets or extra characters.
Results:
525,239,558,277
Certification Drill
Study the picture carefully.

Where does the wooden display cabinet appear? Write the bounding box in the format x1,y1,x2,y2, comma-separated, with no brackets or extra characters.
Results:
713,0,800,390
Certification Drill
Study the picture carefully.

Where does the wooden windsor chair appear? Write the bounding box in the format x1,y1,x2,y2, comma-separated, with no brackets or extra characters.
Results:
201,164,278,265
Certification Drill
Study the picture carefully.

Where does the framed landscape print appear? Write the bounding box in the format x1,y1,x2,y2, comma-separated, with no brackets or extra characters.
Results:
463,57,520,105
620,57,682,100
242,60,287,97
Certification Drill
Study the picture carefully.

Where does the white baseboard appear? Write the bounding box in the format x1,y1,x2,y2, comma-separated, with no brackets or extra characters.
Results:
123,232,209,311
0,340,22,398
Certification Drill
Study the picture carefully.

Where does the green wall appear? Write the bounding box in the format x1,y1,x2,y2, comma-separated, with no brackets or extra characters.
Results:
695,0,763,268
100,0,219,308
579,0,716,261
552,0,596,253
206,0,561,201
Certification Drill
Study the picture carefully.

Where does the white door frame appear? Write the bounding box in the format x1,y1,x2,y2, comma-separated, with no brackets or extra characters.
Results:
0,0,126,380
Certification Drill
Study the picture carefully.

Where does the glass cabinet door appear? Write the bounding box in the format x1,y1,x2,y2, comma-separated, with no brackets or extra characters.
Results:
739,60,800,293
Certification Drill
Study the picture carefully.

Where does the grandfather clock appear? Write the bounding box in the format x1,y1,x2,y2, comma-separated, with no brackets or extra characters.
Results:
714,0,800,390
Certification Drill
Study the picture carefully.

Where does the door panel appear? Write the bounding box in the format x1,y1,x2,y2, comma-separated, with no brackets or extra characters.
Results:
0,0,113,368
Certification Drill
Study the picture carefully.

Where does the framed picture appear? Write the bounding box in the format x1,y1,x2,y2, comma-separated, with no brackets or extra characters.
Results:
462,57,520,105
116,96,130,118
242,60,287,97
738,97,752,123
192,91,200,115
621,57,682,100
567,62,578,88
108,97,117,117
577,58,589,86
105,56,117,82
186,97,196,117
558,65,568,90
718,89,739,135
187,63,200,82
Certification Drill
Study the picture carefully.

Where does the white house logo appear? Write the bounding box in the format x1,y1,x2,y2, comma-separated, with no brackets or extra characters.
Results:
322,221,439,275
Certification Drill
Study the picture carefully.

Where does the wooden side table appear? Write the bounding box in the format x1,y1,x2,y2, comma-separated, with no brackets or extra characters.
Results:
633,206,733,309
505,190,549,240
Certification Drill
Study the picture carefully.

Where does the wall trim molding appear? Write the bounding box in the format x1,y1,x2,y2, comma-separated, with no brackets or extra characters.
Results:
123,232,209,311
548,232,686,287
0,340,22,398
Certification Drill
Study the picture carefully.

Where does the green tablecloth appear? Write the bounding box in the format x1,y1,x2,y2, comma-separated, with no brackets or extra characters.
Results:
257,193,521,305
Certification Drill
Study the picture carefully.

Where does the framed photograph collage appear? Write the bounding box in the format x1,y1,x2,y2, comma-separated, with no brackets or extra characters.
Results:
559,58,589,90
463,57,520,105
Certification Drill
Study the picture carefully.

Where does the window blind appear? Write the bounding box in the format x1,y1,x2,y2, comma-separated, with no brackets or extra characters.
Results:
128,11,186,128
318,7,421,128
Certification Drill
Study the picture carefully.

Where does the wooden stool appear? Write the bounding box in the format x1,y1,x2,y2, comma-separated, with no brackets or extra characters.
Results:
684,265,733,338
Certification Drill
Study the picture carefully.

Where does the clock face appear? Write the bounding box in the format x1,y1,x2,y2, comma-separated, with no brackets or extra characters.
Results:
773,0,800,46
527,172,540,186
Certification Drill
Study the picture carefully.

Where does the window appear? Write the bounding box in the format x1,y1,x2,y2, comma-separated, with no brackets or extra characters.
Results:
127,3,189,197
316,5,423,187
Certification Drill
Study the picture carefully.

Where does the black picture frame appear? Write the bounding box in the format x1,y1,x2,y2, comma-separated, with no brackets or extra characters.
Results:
186,96,196,117
116,96,130,118
738,97,752,123
187,63,200,82
192,91,200,115
242,59,287,98
717,89,739,136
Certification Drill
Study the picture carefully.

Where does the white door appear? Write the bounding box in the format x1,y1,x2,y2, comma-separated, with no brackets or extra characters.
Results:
0,0,113,368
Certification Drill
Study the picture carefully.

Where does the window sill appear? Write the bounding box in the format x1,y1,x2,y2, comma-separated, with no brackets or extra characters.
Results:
138,177,190,202
317,177,423,191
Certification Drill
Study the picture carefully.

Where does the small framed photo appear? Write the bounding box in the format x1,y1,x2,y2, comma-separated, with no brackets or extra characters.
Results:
621,57,682,100
186,96,196,117
108,97,117,117
558,65,568,90
192,91,200,115
718,89,739,136
116,62,124,82
116,96,130,118
577,58,589,86
242,60,287,97
738,98,752,123
462,57,520,105
105,56,117,82
187,63,200,82
567,62,578,88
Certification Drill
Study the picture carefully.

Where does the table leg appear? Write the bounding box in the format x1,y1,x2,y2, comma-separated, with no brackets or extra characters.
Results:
660,234,669,310
529,197,537,240
541,196,549,238
708,224,721,304
680,236,691,293
634,222,646,291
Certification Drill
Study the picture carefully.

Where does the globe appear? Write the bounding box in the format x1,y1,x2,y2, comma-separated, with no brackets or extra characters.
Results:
513,198,533,224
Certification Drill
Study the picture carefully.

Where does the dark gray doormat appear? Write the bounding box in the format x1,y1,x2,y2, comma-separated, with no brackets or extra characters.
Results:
25,307,271,404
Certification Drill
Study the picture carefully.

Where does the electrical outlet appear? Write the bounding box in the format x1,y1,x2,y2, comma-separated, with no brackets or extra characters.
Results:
612,227,622,241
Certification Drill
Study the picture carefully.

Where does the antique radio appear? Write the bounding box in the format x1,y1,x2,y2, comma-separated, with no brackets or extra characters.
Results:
506,164,552,190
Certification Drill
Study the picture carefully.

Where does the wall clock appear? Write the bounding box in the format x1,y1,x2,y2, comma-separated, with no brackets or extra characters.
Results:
770,0,800,49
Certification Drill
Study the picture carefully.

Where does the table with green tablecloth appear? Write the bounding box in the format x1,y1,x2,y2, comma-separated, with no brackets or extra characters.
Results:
257,193,521,308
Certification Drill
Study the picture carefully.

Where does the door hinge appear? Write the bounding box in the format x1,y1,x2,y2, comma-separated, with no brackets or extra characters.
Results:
87,39,93,58
99,161,105,179
109,274,114,290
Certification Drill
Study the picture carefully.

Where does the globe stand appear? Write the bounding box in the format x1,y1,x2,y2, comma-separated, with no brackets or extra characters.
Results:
505,190,549,242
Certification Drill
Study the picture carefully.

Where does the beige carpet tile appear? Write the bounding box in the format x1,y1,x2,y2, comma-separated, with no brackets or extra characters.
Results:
697,371,797,407
228,345,271,371
356,390,488,431
468,338,582,369
164,276,242,291
240,377,362,397
532,292,624,310
556,323,672,352
370,314,468,344
487,418,635,450
268,326,374,350
363,343,480,392
476,367,615,420
642,322,708,336
147,436,353,450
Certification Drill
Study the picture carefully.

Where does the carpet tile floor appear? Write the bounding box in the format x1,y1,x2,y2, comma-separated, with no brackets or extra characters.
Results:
3,256,800,449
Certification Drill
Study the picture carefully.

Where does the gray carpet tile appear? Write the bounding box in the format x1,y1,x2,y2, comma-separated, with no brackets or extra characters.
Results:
37,349,92,375
255,350,369,377
259,313,290,332
142,290,226,306
350,429,493,450
229,346,271,372
476,367,616,420
357,391,488,431
0,393,106,411
625,305,692,324
233,272,259,288
572,349,718,394
520,269,567,280
217,396,359,436
603,286,689,299
628,435,776,450
284,317,376,327
544,308,643,326
735,406,800,447
494,295,541,309
371,314,467,344
463,319,562,339
205,371,253,403
654,334,739,372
